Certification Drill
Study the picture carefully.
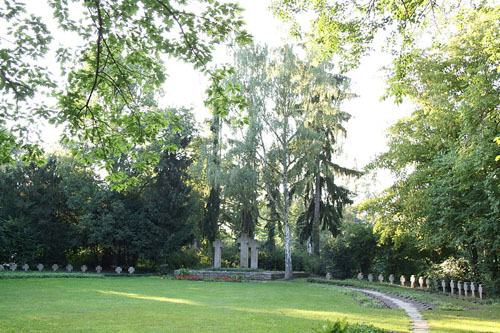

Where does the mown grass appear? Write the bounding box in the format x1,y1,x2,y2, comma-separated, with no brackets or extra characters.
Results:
0,277,408,332
308,278,500,332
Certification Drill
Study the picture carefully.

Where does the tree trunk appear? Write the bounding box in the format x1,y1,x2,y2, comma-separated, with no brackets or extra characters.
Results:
312,170,321,256
283,171,293,279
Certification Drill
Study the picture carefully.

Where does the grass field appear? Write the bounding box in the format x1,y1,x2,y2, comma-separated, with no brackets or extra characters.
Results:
0,277,407,332
0,276,499,332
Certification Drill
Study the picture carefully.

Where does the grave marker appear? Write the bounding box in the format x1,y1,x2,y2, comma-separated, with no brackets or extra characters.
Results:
471,282,476,298
426,278,431,289
450,280,455,295
410,275,416,288
389,274,395,284
81,265,87,272
237,233,249,268
115,266,122,274
357,272,363,280
368,273,373,282
22,264,29,271
66,264,73,272
464,282,469,297
418,276,424,289
10,263,17,271
96,265,102,273
400,275,406,287
213,239,224,268
442,280,447,293
478,284,483,300
378,274,384,283
128,267,135,274
52,264,59,272
458,281,463,296
37,264,44,272
249,238,260,269
325,273,331,280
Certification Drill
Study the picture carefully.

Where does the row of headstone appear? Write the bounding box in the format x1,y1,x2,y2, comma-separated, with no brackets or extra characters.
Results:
0,263,135,274
213,234,260,269
356,272,484,299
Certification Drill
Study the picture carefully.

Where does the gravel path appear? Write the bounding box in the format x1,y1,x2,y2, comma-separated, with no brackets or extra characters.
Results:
345,287,430,333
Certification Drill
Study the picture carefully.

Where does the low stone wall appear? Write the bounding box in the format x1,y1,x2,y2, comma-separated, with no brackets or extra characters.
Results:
174,269,310,280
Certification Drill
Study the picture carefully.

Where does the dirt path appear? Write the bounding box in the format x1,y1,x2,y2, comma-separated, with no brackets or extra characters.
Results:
345,287,430,333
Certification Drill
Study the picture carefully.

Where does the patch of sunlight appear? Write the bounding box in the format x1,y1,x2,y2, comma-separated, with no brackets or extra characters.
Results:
95,290,202,306
428,317,500,332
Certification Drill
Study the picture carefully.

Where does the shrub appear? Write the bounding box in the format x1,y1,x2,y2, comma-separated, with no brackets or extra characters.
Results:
316,319,388,333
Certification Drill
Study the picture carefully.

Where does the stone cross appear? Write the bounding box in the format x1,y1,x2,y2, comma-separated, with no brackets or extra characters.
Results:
10,263,17,271
115,266,122,274
458,281,463,296
410,275,416,288
66,264,73,272
389,274,395,284
471,282,476,297
418,276,424,289
237,233,249,268
426,278,431,289
325,273,331,280
22,264,29,271
249,238,260,269
213,239,224,268
450,280,455,295
368,273,373,282
400,275,406,287
37,264,44,272
357,272,363,280
464,282,469,296
52,264,59,272
128,267,135,274
81,265,87,272
478,284,483,300
378,274,384,283
442,280,447,293
96,265,102,273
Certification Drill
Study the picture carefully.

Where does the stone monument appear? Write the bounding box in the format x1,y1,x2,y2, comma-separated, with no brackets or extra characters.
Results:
213,239,224,268
249,238,260,269
237,233,249,268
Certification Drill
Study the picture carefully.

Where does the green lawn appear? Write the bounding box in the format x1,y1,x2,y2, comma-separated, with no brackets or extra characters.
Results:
1,277,499,332
0,277,408,332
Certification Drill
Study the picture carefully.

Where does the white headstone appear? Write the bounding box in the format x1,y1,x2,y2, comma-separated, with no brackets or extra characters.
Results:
66,264,73,272
400,275,406,287
52,264,59,272
10,263,17,271
426,278,431,289
81,265,87,272
22,264,29,271
378,274,384,283
442,280,447,293
96,265,102,273
478,284,483,300
410,275,416,288
464,282,469,296
471,282,476,297
368,273,373,282
458,281,463,296
389,274,395,284
418,276,424,289
115,266,122,274
128,266,135,274
37,263,44,272
450,280,455,295
357,272,363,280
325,273,331,280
